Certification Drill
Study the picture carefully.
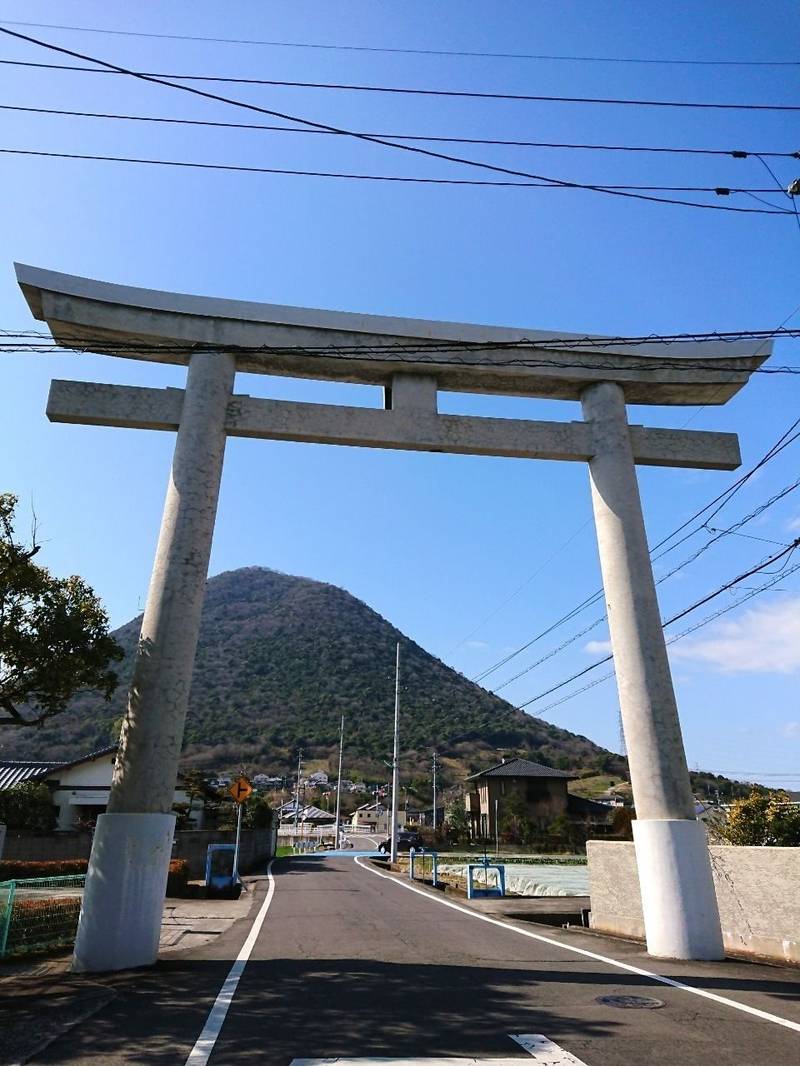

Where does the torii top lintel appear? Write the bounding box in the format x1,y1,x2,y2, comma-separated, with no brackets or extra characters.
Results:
16,263,770,405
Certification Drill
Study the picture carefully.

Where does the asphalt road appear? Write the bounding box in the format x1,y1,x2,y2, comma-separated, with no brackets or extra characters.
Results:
23,855,800,1066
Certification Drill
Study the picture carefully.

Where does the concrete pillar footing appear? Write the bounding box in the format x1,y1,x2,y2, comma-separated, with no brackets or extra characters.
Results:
633,818,724,960
72,812,175,972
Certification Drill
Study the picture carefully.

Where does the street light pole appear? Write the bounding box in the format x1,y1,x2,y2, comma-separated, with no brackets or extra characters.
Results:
390,642,401,864
334,715,345,850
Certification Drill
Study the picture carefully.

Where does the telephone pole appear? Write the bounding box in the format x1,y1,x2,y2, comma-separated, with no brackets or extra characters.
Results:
293,748,303,840
432,750,438,835
390,642,401,864
334,715,345,849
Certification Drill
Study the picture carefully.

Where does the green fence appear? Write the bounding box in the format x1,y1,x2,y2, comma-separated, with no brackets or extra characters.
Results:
0,875,85,957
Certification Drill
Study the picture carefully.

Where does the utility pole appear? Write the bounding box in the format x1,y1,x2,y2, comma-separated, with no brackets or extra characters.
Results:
293,748,303,842
390,642,401,864
432,750,438,835
334,715,345,850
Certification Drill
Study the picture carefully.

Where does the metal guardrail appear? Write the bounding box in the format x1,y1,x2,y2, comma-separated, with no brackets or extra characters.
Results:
409,848,438,886
0,875,85,957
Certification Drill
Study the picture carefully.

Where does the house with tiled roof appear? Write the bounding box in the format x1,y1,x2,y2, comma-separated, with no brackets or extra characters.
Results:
0,746,210,831
465,757,609,841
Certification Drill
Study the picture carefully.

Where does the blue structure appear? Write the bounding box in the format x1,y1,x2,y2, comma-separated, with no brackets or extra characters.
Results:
205,844,237,894
466,860,506,899
409,848,438,887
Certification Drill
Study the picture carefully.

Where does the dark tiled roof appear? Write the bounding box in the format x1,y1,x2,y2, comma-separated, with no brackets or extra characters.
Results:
0,745,118,791
466,757,573,781
0,761,57,790
567,793,615,818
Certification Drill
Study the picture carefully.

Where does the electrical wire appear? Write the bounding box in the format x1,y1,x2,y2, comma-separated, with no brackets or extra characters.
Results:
533,558,800,715
472,414,800,684
3,20,800,68
4,55,800,112
5,325,800,349
0,27,797,217
518,537,800,709
3,103,797,159
488,471,800,693
1,146,789,200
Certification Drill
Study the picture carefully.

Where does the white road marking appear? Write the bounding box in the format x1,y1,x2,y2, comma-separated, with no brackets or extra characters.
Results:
290,1059,540,1066
511,1034,590,1064
354,855,800,1034
184,860,276,1065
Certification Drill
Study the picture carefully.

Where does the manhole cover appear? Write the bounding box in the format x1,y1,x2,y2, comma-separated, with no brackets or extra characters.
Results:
596,994,665,1009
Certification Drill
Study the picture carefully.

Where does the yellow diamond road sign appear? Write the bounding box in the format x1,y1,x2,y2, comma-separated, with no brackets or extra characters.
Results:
229,776,253,803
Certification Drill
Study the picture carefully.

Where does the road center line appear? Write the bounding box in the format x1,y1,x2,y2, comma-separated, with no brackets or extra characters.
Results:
184,859,277,1065
353,855,800,1034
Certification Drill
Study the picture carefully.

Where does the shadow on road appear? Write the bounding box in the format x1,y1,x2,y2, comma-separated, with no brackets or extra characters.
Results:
24,956,625,1064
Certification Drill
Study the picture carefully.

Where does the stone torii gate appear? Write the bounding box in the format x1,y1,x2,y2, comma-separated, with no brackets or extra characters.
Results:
16,263,769,972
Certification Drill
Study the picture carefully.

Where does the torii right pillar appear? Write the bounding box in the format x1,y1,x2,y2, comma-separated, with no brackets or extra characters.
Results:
582,381,724,960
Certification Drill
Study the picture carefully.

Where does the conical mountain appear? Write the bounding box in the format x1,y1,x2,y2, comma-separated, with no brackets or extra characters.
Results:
5,566,622,780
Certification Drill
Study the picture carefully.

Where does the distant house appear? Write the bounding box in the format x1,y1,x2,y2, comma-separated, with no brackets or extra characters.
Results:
0,746,211,830
465,757,610,840
350,802,406,833
277,801,335,825
308,771,329,787
253,774,283,790
408,806,445,829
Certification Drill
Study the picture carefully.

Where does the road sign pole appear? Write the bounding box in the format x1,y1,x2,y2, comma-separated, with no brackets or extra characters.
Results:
232,800,243,882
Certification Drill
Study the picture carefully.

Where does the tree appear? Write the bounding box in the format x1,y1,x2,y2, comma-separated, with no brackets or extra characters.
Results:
180,768,210,826
445,795,469,843
712,789,800,846
0,780,57,832
0,494,123,726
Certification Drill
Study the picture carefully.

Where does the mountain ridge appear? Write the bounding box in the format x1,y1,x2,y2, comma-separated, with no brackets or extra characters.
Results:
2,565,629,783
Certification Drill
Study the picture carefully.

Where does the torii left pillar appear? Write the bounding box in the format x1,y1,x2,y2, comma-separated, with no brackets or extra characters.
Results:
72,350,236,972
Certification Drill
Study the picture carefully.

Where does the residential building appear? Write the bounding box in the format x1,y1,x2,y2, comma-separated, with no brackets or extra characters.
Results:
465,757,610,841
350,802,407,834
0,746,211,830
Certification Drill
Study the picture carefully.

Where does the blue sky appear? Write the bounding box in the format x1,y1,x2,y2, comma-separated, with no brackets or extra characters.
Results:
2,2,799,785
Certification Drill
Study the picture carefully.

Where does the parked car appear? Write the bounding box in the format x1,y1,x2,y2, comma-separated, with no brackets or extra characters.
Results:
377,830,422,854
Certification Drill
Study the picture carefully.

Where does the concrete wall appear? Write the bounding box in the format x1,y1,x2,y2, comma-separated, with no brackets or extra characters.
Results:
587,840,800,965
1,826,277,879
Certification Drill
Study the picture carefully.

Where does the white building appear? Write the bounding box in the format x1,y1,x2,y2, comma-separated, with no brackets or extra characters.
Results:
0,746,209,830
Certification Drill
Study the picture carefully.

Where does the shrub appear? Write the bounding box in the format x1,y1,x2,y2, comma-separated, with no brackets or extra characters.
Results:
0,859,88,880
166,859,190,897
6,896,82,953
0,782,57,833
0,858,191,897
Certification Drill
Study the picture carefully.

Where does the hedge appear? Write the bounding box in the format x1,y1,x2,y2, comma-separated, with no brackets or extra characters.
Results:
166,859,189,897
0,858,191,896
6,896,82,954
0,859,88,880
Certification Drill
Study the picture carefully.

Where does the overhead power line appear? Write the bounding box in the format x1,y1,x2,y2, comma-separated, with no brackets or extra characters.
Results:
5,55,800,112
3,26,798,218
533,558,800,715
472,413,800,684
4,325,800,354
5,337,800,372
518,536,800,709
4,20,800,68
4,103,797,159
0,146,790,202
487,472,800,694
